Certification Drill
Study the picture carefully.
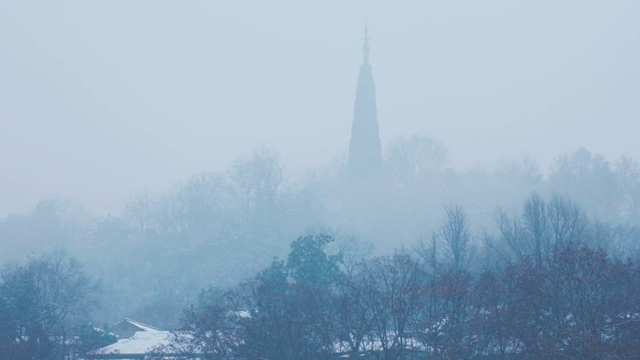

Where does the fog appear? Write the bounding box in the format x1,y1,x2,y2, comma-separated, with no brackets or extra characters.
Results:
2,1,639,216
2,3,640,357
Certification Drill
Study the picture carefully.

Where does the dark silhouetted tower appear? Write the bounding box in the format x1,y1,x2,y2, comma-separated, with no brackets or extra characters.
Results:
348,26,383,183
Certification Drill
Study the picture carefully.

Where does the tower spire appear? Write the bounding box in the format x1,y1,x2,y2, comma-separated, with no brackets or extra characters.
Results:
362,24,370,63
348,25,382,184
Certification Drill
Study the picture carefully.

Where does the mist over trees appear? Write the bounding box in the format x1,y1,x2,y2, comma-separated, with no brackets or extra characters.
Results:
1,142,640,358
3,2,640,358
154,215,640,359
0,252,108,358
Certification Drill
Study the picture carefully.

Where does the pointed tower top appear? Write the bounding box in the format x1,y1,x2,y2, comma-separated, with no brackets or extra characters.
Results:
348,24,382,185
362,24,370,63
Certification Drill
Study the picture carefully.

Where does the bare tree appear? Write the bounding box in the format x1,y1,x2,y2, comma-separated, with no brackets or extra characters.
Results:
495,208,527,262
124,190,156,238
334,233,373,276
0,251,99,359
385,134,449,184
439,205,472,270
547,194,589,247
495,156,543,188
228,145,284,214
522,193,549,266
549,148,619,220
615,155,640,222
358,252,424,359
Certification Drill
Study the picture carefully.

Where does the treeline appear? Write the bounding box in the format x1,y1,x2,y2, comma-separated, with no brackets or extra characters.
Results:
157,194,640,359
1,143,639,329
2,194,639,359
0,252,116,359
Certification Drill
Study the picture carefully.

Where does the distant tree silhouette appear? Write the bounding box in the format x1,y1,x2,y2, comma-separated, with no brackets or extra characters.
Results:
0,251,99,359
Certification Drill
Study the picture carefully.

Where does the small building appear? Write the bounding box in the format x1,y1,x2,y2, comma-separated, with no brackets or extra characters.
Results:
108,319,162,339
85,319,173,360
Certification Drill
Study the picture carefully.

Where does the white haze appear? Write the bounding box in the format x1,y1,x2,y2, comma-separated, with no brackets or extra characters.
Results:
1,0,639,216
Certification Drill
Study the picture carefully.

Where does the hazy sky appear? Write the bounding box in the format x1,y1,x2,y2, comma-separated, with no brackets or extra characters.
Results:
1,1,639,216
